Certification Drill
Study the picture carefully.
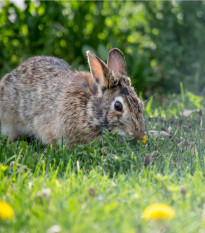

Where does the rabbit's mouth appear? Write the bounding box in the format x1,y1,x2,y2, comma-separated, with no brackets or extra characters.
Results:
116,130,145,140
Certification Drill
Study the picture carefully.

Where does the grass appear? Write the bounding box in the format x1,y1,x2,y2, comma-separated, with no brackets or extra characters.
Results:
0,91,204,233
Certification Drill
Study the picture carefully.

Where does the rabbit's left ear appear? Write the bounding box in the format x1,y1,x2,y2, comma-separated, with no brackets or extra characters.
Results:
107,48,127,76
87,51,110,89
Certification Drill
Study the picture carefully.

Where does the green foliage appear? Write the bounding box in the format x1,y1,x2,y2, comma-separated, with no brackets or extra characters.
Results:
0,1,205,96
145,1,205,94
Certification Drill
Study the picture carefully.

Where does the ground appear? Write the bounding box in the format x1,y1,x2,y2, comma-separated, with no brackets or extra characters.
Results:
0,91,204,233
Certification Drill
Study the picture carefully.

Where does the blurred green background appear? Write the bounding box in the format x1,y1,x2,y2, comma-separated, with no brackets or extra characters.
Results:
0,0,205,97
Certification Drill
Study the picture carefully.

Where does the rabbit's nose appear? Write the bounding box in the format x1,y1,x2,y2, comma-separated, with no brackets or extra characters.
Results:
132,128,145,140
137,133,145,140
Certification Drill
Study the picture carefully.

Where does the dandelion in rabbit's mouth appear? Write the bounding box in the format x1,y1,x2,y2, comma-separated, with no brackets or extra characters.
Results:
142,135,146,144
138,135,147,144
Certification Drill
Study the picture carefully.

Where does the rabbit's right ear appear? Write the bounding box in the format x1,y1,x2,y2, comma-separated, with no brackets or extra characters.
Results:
107,48,127,76
87,51,110,90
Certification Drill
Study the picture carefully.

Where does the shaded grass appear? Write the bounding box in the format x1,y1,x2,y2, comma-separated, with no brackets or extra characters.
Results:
0,92,204,233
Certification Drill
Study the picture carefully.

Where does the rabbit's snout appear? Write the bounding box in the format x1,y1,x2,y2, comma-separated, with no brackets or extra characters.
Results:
128,129,145,140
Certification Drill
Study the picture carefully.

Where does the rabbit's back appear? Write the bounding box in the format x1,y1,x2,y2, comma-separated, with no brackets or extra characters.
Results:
0,56,77,142
0,56,74,119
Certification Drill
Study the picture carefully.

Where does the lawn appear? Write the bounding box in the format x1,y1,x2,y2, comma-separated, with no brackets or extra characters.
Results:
0,91,204,233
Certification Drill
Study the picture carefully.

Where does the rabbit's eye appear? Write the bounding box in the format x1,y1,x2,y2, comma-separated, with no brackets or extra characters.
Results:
114,101,123,112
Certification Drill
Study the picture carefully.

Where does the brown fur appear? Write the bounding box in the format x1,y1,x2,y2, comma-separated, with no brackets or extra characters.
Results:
0,49,145,145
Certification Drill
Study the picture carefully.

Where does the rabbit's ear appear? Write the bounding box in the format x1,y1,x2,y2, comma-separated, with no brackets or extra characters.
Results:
107,48,127,76
87,50,110,89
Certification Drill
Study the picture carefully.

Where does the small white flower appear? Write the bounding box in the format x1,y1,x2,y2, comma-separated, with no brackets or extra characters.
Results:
47,225,61,233
28,182,33,190
97,195,104,201
37,188,51,197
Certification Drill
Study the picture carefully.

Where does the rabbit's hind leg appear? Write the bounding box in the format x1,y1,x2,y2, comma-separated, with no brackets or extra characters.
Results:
1,123,21,143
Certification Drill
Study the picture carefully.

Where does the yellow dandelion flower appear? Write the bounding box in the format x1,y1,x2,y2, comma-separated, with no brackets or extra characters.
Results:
138,135,147,144
0,201,14,220
142,135,146,144
143,203,175,220
0,164,9,171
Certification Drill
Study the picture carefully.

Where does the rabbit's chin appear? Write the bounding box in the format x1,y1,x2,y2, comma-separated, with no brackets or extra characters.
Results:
116,131,140,139
117,131,126,137
116,131,134,138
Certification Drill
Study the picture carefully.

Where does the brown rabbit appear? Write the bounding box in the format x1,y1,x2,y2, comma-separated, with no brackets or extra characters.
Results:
0,48,145,145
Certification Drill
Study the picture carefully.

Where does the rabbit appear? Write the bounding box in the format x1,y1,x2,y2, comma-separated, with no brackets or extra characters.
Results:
0,48,145,146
